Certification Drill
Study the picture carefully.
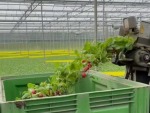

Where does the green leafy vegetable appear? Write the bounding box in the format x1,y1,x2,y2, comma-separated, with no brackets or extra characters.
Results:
18,36,135,100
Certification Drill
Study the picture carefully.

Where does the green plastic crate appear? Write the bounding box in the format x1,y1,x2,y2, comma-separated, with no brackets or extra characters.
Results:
2,73,52,101
0,71,149,113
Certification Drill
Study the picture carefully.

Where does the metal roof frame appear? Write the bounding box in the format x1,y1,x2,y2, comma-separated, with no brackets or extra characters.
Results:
0,0,149,34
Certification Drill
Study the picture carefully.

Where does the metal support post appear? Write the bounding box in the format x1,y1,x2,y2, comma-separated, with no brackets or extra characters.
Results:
41,1,46,58
103,0,105,41
94,0,98,43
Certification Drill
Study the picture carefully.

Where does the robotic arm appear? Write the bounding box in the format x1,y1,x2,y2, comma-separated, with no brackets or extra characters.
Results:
112,16,150,84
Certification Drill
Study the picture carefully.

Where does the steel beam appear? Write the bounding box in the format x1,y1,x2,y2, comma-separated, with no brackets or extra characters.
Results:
0,14,149,18
1,9,150,14
0,0,150,6
0,3,148,8
0,28,101,30
0,20,123,22
94,0,98,42
10,1,41,32
28,1,150,6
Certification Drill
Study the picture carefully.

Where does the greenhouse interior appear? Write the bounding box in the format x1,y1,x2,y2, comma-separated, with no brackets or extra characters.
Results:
0,0,150,113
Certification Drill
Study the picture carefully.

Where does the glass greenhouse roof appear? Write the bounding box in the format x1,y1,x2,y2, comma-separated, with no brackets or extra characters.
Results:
0,0,150,32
